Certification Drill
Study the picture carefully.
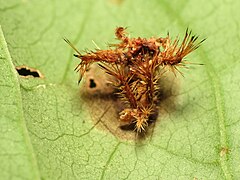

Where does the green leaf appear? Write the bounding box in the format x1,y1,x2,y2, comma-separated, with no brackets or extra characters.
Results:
0,26,40,179
0,0,240,179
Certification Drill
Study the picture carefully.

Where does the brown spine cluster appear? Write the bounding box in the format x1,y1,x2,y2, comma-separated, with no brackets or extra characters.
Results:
64,27,204,133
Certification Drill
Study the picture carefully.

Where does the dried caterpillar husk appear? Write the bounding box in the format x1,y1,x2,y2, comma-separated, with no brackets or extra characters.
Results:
64,27,204,133
81,63,115,95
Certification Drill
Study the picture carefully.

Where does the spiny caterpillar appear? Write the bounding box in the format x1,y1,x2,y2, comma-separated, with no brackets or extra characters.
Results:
64,27,205,133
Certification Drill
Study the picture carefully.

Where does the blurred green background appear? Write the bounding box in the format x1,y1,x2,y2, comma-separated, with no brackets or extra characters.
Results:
0,0,240,179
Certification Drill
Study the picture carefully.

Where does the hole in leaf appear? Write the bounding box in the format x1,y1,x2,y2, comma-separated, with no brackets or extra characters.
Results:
16,66,44,78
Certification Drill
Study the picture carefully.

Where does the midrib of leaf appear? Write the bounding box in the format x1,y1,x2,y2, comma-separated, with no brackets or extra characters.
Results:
158,1,232,179
0,26,41,180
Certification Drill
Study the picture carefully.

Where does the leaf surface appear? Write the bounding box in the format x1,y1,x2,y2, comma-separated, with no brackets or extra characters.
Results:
0,0,240,179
